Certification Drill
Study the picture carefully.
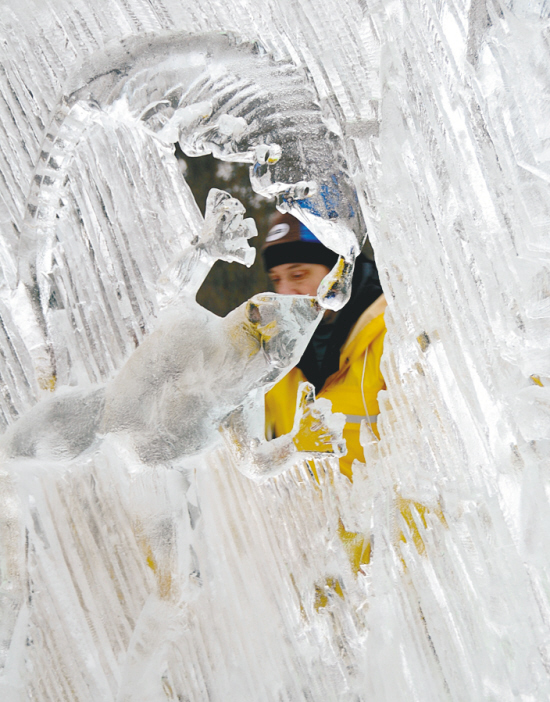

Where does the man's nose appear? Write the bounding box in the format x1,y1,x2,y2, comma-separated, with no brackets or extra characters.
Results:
276,279,298,295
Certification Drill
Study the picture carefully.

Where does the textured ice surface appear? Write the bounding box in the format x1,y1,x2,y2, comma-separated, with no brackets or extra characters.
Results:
1,0,550,700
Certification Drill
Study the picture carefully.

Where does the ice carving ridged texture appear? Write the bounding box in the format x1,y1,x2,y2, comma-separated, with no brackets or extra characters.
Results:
0,1,549,700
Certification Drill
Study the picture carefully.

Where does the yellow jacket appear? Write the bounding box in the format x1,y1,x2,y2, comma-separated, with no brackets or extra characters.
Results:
265,295,387,479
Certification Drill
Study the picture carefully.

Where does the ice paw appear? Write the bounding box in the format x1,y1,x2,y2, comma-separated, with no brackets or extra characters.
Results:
200,189,257,266
292,382,346,457
316,255,355,312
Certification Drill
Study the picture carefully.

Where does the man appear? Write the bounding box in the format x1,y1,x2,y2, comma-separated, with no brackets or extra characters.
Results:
262,212,387,480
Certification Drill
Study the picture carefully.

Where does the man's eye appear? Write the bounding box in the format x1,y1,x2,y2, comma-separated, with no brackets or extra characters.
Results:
292,272,305,280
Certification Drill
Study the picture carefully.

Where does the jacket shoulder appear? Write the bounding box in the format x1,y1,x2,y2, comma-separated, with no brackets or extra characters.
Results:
342,294,387,354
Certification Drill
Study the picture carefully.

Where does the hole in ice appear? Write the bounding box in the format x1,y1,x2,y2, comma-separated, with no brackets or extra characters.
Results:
174,148,376,319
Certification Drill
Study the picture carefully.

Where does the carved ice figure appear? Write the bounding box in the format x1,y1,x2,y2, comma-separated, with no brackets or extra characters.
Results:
2,188,347,476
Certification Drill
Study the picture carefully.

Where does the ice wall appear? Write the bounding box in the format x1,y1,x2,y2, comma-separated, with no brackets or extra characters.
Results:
0,0,549,700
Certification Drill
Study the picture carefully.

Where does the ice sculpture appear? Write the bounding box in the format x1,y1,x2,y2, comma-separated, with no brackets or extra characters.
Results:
1,0,550,700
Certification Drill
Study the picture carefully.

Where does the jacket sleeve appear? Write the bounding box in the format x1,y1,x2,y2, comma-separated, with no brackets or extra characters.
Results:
264,368,304,440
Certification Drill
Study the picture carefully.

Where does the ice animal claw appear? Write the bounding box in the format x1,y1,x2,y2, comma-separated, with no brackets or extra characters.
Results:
219,378,346,480
200,188,257,266
292,381,347,457
254,143,281,165
316,254,354,311
298,381,316,408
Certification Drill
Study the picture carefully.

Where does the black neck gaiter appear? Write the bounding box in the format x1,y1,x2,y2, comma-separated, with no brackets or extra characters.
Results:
296,255,383,393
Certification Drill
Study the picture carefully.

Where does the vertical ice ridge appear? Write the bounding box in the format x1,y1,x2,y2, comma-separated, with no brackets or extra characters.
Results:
0,74,39,186
0,310,35,421
0,295,41,430
21,105,201,386
0,111,28,223
374,2,548,694
18,457,162,700
378,0,520,460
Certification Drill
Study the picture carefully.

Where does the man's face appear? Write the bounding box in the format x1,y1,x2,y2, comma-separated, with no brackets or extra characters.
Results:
268,262,331,296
